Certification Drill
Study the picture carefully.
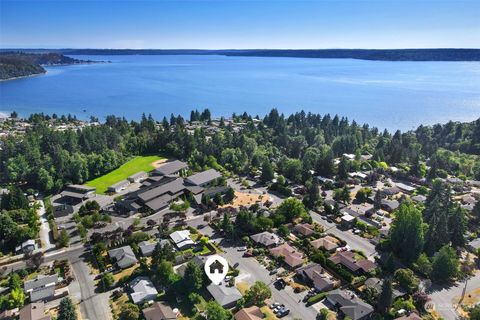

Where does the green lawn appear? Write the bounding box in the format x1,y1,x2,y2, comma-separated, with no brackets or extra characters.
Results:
85,155,163,194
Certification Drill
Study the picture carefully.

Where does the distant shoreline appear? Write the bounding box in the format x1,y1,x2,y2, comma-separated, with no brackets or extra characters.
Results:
0,61,107,82
4,48,480,61
0,71,46,82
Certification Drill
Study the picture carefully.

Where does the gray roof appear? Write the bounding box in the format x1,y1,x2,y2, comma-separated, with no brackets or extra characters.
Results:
108,246,138,269
138,241,158,257
24,274,58,292
155,160,188,176
129,276,158,304
326,289,374,320
30,286,55,302
66,184,96,192
169,230,195,249
364,278,405,299
185,169,222,186
109,180,130,190
411,195,426,203
128,171,147,181
138,178,185,203
250,231,280,247
207,283,242,308
468,238,480,250
381,199,400,210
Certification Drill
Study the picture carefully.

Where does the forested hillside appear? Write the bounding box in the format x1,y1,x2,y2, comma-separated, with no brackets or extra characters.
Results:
0,110,479,195
0,52,96,80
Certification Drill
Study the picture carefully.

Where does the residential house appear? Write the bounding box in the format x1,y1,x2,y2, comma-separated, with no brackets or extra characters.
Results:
340,213,355,229
269,243,304,269
129,276,158,304
108,180,130,193
381,199,400,212
467,238,480,253
138,241,158,257
18,303,51,320
142,302,176,320
364,278,405,299
169,230,195,250
411,195,426,204
395,183,416,194
15,239,37,255
382,187,400,196
108,246,138,269
296,264,338,292
329,251,376,274
207,282,242,308
24,275,58,302
250,231,280,248
185,169,222,187
395,311,422,320
234,306,264,320
310,236,339,252
128,171,148,183
154,160,188,176
325,289,374,320
293,223,314,237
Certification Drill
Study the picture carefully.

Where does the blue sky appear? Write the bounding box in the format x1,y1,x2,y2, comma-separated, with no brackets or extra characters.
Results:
1,0,479,49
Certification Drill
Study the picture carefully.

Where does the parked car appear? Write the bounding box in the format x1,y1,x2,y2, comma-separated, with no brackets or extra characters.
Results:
243,251,253,257
269,302,280,309
237,246,247,251
277,309,290,318
269,268,278,275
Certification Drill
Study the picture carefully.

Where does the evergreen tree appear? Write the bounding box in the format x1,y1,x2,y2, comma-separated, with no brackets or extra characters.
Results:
58,297,77,320
423,180,452,255
260,160,275,183
337,155,349,181
431,245,459,282
183,261,204,292
389,201,424,264
376,278,393,314
449,205,466,248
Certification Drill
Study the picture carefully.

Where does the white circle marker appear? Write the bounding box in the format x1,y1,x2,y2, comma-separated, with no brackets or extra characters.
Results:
204,255,229,285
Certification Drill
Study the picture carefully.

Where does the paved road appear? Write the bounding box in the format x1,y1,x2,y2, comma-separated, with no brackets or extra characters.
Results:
70,253,112,320
310,211,376,257
428,270,480,320
2,244,112,320
219,240,318,320
37,200,55,250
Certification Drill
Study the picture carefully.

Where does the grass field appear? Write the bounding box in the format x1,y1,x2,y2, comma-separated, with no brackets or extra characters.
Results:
85,155,163,194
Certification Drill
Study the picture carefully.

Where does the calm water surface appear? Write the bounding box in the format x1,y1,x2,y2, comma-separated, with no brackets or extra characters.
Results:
1,55,479,131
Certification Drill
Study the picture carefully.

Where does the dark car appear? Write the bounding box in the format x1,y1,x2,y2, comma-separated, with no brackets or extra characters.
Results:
277,309,290,318
274,278,287,290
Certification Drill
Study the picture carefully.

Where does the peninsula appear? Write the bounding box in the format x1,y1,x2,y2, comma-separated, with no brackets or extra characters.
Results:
0,52,102,80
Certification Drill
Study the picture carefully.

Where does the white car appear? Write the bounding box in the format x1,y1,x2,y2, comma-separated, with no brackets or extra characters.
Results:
237,246,248,251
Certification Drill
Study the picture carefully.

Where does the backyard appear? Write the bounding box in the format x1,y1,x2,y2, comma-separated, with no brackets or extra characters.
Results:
85,155,164,194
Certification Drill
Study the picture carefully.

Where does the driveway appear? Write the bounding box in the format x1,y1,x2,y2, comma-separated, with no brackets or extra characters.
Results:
219,240,318,320
310,211,376,257
37,200,55,250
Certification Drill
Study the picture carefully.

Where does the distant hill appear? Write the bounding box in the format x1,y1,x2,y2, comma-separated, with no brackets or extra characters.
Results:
3,48,480,61
0,52,98,80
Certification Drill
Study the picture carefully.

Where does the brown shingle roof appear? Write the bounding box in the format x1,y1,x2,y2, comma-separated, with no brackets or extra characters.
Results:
269,243,304,268
328,251,376,273
142,302,176,320
234,306,264,320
